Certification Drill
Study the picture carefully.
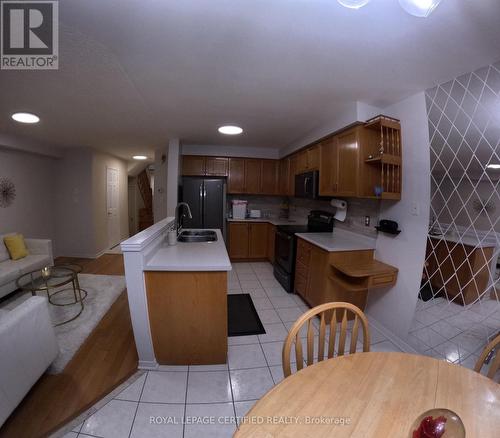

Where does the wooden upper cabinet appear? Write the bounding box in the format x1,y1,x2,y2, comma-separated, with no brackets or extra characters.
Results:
244,159,262,194
293,144,320,176
248,223,268,258
206,157,228,176
278,158,290,196
228,223,249,259
307,145,320,170
182,155,206,176
261,160,278,195
289,155,297,196
336,129,359,197
319,137,338,196
319,128,359,197
296,151,308,174
228,158,246,193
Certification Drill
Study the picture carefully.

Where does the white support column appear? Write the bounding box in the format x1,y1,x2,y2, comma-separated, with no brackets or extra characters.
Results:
166,139,180,217
121,217,175,369
153,147,168,222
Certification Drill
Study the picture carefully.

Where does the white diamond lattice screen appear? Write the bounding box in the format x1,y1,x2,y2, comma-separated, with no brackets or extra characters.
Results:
411,61,500,367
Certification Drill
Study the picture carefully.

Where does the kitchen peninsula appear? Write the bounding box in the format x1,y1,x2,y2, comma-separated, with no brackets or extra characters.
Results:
121,218,231,369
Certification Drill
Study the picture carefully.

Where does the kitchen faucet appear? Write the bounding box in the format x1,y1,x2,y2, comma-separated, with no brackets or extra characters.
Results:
175,202,193,235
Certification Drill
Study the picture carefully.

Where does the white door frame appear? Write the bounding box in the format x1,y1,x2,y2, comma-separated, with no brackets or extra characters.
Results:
106,166,120,248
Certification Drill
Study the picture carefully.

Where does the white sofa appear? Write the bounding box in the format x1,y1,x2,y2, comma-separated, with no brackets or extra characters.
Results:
0,235,54,299
0,296,59,427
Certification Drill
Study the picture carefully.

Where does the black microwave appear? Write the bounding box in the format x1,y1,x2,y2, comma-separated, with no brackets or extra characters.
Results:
295,171,319,199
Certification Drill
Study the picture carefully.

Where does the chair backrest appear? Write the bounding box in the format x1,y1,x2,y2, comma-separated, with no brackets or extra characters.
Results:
474,333,500,382
282,302,370,378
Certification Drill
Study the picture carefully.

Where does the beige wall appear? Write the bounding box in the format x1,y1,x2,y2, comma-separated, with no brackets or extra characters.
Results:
0,148,58,249
2,146,129,258
55,148,95,257
91,151,129,255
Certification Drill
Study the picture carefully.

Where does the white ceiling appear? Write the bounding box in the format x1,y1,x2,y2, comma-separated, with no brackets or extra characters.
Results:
1,0,500,160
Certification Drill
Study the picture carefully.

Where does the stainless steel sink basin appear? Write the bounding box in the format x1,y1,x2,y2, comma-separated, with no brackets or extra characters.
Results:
177,230,218,242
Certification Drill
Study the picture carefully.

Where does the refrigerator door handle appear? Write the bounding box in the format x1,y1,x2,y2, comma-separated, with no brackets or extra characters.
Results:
203,184,207,227
199,183,203,224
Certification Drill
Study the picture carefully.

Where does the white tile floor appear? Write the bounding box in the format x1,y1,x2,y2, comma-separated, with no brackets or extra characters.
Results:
54,262,400,438
409,296,500,368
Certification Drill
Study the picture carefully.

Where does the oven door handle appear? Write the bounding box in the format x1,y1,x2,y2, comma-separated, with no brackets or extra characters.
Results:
276,231,292,240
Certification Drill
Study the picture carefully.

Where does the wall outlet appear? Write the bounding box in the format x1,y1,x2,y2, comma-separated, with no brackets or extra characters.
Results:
365,216,370,226
410,201,420,216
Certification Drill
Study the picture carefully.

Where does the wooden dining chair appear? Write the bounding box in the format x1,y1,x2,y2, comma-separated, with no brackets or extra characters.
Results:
282,302,370,378
474,333,500,382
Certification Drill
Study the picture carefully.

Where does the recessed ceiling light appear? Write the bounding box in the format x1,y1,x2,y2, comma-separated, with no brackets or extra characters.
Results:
218,125,243,135
337,0,371,9
11,112,40,124
398,0,442,17
133,155,148,160
486,164,500,170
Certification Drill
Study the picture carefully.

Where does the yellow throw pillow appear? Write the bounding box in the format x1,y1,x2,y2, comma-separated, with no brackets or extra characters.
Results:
4,234,28,260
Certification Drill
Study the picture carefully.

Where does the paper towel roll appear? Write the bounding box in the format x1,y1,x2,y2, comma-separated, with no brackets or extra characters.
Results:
331,199,347,222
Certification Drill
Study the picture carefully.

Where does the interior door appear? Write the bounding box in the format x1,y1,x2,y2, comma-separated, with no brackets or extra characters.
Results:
106,167,120,248
181,177,203,228
203,179,224,230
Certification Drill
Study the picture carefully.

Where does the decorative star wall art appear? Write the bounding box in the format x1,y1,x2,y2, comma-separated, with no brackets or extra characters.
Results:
0,177,16,208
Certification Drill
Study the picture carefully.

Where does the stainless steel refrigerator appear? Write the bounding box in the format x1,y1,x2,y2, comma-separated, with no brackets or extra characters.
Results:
180,177,226,237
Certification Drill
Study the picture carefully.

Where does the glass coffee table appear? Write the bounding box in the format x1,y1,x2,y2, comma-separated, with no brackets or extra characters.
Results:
16,265,87,326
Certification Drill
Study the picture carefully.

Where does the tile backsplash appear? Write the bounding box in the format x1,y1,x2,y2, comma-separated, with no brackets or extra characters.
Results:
289,197,380,237
227,194,380,236
227,195,285,219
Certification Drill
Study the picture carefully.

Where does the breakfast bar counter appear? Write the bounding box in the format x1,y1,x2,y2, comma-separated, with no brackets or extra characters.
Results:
121,218,231,369
146,229,231,271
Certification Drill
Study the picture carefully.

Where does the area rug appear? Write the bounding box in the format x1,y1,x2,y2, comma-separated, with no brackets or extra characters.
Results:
228,294,266,336
1,274,126,374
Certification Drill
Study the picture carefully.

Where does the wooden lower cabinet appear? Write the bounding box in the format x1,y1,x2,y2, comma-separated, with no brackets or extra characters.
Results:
294,238,398,315
228,223,249,259
294,239,328,308
426,237,494,305
267,224,276,263
249,223,268,258
145,271,227,365
228,222,268,260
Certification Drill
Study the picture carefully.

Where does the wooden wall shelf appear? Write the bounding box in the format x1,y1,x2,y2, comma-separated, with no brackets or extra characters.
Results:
364,115,401,131
330,259,398,291
365,154,401,166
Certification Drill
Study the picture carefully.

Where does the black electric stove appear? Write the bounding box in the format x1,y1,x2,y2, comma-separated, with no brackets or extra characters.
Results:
274,211,334,293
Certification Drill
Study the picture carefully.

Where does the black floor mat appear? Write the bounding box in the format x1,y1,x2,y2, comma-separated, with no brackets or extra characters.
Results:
228,294,266,337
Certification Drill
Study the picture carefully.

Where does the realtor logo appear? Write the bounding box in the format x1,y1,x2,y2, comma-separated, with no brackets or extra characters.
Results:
1,0,58,69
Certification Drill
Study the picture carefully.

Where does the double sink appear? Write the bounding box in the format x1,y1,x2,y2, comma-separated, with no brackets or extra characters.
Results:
177,230,218,243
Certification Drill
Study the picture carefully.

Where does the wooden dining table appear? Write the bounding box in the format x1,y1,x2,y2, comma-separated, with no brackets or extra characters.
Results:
234,352,500,437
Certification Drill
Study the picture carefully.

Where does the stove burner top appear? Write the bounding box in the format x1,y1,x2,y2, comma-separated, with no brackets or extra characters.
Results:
276,225,310,235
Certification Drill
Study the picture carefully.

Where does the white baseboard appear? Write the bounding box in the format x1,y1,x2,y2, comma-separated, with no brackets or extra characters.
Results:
138,360,159,370
369,317,418,354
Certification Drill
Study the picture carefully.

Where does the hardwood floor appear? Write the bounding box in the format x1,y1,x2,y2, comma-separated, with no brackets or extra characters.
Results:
0,255,138,438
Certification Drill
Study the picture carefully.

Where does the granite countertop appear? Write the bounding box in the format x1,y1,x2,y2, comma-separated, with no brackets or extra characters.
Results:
295,229,377,252
145,229,232,271
227,217,308,226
